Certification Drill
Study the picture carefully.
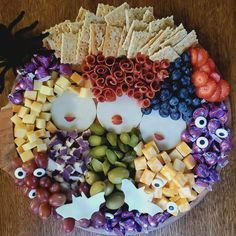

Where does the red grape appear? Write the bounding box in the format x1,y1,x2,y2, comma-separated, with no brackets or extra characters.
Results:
91,212,105,227
15,178,24,187
39,203,51,220
63,218,75,233
39,176,52,188
78,182,90,196
49,182,61,193
49,193,66,207
24,174,39,188
35,152,48,169
22,160,37,173
30,198,41,215
12,157,23,168
36,188,50,203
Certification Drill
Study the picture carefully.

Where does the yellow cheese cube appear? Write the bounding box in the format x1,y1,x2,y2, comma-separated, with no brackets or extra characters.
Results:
39,112,51,121
17,146,24,154
36,118,46,129
18,106,30,118
30,110,40,117
185,173,195,186
84,80,92,88
33,80,42,90
173,159,186,172
168,180,179,190
156,154,165,164
47,96,56,103
26,124,35,132
20,150,34,162
176,198,191,213
11,114,23,125
134,156,147,171
144,140,160,153
169,195,181,203
24,90,37,100
40,85,54,96
50,71,58,80
42,102,51,112
22,114,36,124
46,121,58,133
187,190,198,201
138,182,145,188
24,98,32,108
68,86,80,94
31,101,43,113
172,173,188,188
160,151,171,164
35,138,43,145
155,173,168,186
162,187,178,197
14,138,26,147
153,188,163,199
12,105,22,113
37,143,47,152
169,149,183,161
183,154,196,169
142,146,158,160
192,184,205,193
144,186,154,195
178,185,192,198
135,170,144,182
140,169,155,186
22,141,38,151
176,141,192,157
46,79,54,88
43,138,51,145
44,131,51,138
133,141,144,157
35,129,46,138
156,196,169,210
160,164,177,181
70,72,83,85
79,87,94,98
56,76,71,88
27,131,38,142
14,125,27,138
37,93,47,103
147,157,163,173
54,84,65,95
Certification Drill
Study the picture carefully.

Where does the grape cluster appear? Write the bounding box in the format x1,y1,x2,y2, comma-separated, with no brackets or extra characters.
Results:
141,51,202,122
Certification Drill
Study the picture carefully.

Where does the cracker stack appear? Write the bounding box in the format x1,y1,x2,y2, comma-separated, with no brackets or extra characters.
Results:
43,2,198,64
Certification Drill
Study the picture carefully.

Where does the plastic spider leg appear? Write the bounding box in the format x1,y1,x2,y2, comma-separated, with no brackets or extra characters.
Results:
0,65,10,92
8,11,25,31
15,20,39,36
30,32,49,41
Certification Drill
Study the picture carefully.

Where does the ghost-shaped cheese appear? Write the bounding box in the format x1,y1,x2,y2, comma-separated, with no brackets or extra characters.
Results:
51,91,96,132
97,95,142,134
140,110,186,151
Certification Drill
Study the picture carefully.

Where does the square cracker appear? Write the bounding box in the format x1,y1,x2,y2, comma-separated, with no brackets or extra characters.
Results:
149,16,175,33
68,22,83,34
96,3,115,17
102,25,123,57
61,32,79,64
143,9,155,23
150,46,179,62
76,41,89,64
76,7,88,21
89,23,106,55
117,27,127,57
174,30,198,54
169,23,185,37
104,2,129,27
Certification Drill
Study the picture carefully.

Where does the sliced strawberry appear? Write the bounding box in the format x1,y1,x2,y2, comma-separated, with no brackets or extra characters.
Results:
218,79,230,101
199,62,211,74
192,71,209,87
195,79,217,99
196,48,209,67
209,72,221,82
207,58,216,71
189,47,198,65
206,84,221,102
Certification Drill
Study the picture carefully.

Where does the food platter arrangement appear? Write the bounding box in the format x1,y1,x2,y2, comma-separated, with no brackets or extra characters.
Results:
0,2,232,235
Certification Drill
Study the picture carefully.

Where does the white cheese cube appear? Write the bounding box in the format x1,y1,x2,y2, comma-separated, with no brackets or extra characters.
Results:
22,114,36,124
14,138,26,147
43,138,51,145
42,102,51,111
46,79,54,87
14,125,27,138
24,98,32,108
11,114,23,125
56,76,71,89
31,101,43,113
37,143,47,152
22,141,38,151
30,110,40,117
79,87,94,98
44,131,51,138
54,84,65,95
18,106,30,118
27,131,38,142
36,118,46,129
20,150,34,162
39,112,51,121
24,90,37,100
37,93,47,103
33,80,42,90
40,85,54,96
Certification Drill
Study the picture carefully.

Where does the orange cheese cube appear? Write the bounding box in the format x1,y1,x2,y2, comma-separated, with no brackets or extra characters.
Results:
176,198,191,213
169,149,183,161
183,154,196,169
172,173,188,188
160,151,171,164
46,121,58,134
178,185,192,198
142,146,158,160
134,156,147,170
68,85,80,94
70,72,83,85
160,164,177,181
20,150,34,162
176,141,192,157
140,169,155,186
16,146,24,154
26,124,35,132
135,170,144,182
147,157,163,172
153,188,163,198
84,80,92,88
156,196,169,210
173,159,186,172
144,140,160,153
156,154,165,164
12,105,22,113
162,187,178,197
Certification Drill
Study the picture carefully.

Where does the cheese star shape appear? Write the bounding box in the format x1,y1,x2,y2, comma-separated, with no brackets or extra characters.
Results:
56,192,105,220
121,179,163,216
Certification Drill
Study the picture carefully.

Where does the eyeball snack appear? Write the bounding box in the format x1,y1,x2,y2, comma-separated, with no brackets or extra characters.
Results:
4,2,233,236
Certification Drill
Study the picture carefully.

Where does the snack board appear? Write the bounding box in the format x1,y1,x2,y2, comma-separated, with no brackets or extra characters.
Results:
0,2,233,235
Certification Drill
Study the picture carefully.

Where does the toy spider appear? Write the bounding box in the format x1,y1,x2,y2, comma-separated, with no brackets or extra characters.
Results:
0,11,52,92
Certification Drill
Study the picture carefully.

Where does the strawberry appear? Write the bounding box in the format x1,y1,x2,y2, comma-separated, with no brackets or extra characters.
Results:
64,116,76,122
112,115,123,125
189,47,198,65
206,84,221,102
196,79,217,99
192,71,209,87
209,72,221,82
196,48,209,68
207,58,216,71
218,79,230,101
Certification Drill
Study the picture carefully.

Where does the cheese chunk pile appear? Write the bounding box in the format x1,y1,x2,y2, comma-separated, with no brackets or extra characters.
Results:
134,140,204,216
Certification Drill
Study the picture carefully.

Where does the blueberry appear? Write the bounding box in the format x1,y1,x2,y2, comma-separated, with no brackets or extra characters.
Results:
179,88,189,99
141,107,152,115
168,62,175,72
185,98,192,105
178,102,188,113
183,67,192,76
174,57,183,68
169,96,179,106
187,85,195,94
181,51,191,63
171,69,182,81
183,107,193,117
153,103,161,110
180,75,191,86
192,97,201,107
160,82,171,90
160,89,172,101
170,105,178,113
172,82,181,91
160,102,170,111
159,109,169,118
151,98,160,105
182,114,192,123
170,112,181,120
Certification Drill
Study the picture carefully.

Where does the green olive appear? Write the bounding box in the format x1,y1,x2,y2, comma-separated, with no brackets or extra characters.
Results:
104,180,114,196
106,149,117,164
90,122,105,135
102,160,111,176
85,171,100,185
114,150,124,159
129,162,135,169
91,158,103,172
90,181,105,196
106,192,125,210
115,183,122,190
120,133,131,145
129,134,139,147
118,139,130,153
88,135,103,146
106,132,117,146
114,161,127,168
90,145,108,158
122,151,136,163
108,167,129,184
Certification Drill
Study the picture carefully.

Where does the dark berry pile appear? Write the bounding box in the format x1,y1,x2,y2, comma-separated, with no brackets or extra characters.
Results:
141,51,202,122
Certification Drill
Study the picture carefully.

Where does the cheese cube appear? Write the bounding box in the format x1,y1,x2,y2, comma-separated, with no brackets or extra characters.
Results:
68,86,80,94
31,101,43,113
33,80,42,90
144,186,155,195
50,71,58,80
42,102,51,112
169,195,181,203
22,114,36,124
20,150,34,162
176,198,191,213
187,190,198,201
24,98,32,108
160,164,177,181
12,105,22,113
26,124,35,132
140,169,155,186
153,188,163,199
37,93,47,103
134,156,147,170
70,72,83,85
54,84,65,95
44,131,51,138
35,138,43,145
168,180,179,190
147,157,163,172
30,110,40,117
79,87,94,98
16,146,24,154
14,138,26,147
40,85,53,96
27,131,38,142
173,159,186,172
39,112,51,121
37,143,47,152
176,141,192,157
46,121,58,133
144,140,159,153
18,106,30,118
56,76,71,88
46,79,54,88
134,141,144,157
47,96,56,103
162,187,178,197
160,151,171,164
155,173,168,186
11,114,23,125
35,129,46,138
156,154,165,164
172,173,188,188
84,80,92,88
192,184,205,194
183,154,196,169
24,90,37,100
185,173,195,186
142,146,158,160
22,141,38,151
43,138,51,145
135,170,144,182
169,149,183,161
14,125,27,138
178,185,192,198
156,196,169,210
138,182,145,188
36,118,46,129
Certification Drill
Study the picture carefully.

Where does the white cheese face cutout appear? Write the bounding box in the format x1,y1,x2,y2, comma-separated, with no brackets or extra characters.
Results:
140,110,186,151
51,91,96,132
97,95,143,134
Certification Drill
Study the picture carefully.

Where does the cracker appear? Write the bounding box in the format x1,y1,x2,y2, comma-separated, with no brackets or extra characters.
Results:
76,7,88,21
174,30,198,54
160,29,187,48
76,41,89,64
169,23,185,37
122,20,148,51
149,16,174,33
143,9,155,23
102,25,123,57
61,32,79,64
89,23,106,55
117,27,127,57
69,22,83,34
96,3,115,17
150,46,179,62
104,2,129,27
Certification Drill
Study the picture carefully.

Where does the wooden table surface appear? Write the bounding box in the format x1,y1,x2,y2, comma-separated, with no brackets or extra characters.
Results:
0,0,235,236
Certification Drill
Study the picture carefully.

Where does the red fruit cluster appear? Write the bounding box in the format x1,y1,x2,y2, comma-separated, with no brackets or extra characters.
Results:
190,47,230,102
